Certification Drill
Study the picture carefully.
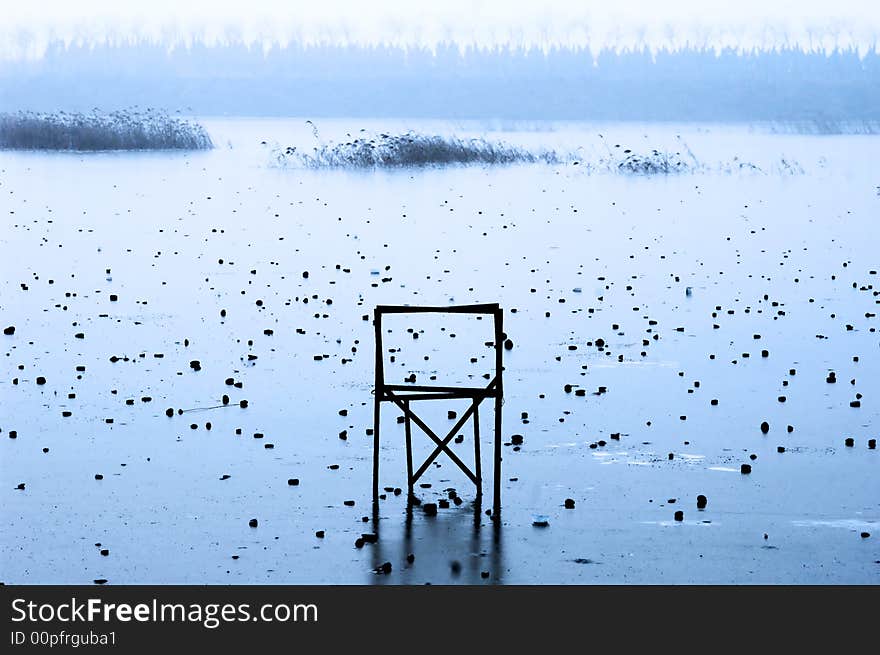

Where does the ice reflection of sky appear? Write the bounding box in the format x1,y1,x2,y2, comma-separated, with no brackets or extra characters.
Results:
2,120,878,584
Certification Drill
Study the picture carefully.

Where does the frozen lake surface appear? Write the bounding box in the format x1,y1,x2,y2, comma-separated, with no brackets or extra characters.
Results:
1,119,878,584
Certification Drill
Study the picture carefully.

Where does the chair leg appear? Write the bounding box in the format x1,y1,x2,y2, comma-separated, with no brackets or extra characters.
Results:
493,392,502,517
404,401,414,498
473,402,482,496
372,393,381,507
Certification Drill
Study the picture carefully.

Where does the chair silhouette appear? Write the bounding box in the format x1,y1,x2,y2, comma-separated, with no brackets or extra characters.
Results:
372,304,504,516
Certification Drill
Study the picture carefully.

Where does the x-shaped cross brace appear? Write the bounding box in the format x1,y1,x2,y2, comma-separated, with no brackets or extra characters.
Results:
387,391,482,488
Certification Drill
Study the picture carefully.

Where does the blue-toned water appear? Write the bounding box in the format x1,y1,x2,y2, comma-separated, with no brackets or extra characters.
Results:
1,119,878,584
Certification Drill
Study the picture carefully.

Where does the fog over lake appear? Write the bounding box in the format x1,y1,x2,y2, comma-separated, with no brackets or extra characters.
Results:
1,3,878,585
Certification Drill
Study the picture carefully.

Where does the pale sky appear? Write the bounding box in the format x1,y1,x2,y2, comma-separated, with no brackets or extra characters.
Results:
2,0,879,61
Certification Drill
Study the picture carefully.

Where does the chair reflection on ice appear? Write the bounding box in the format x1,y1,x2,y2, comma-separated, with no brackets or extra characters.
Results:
372,304,504,517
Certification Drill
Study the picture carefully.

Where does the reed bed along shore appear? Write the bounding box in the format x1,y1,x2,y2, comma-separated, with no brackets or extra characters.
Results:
272,129,801,175
0,109,213,151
